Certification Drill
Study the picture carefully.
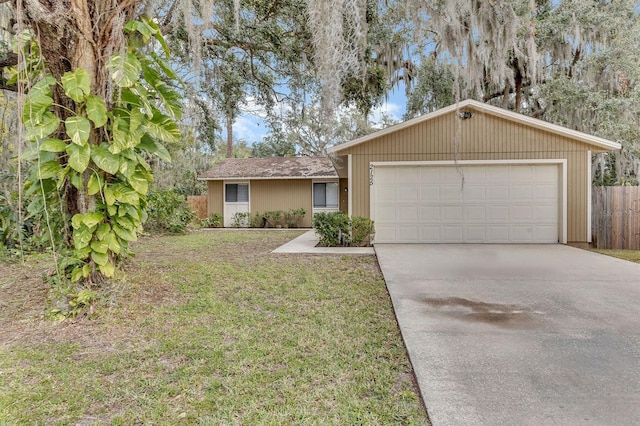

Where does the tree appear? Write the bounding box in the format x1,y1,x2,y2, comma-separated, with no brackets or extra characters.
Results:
2,3,181,295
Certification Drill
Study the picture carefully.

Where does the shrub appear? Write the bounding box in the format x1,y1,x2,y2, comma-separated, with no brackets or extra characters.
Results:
284,208,306,228
312,212,351,246
312,212,375,247
264,210,284,228
145,190,195,234
350,216,375,246
250,212,266,228
200,213,222,228
231,212,250,228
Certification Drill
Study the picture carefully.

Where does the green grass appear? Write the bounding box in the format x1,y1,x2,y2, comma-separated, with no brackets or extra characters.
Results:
590,248,640,264
0,230,428,425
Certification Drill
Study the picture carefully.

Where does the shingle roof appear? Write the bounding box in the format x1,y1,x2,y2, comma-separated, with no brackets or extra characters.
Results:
198,157,338,180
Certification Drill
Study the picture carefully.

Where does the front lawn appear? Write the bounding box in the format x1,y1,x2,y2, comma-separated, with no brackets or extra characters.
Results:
590,249,640,264
0,230,428,425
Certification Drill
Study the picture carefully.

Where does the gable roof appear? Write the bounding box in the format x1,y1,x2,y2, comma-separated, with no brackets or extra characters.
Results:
198,157,338,180
328,99,621,153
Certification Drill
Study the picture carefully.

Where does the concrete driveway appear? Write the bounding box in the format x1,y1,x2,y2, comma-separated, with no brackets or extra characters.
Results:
375,244,640,425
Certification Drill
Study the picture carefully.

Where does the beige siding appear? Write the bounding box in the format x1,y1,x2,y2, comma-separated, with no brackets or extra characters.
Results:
339,111,595,242
250,179,313,227
207,180,224,218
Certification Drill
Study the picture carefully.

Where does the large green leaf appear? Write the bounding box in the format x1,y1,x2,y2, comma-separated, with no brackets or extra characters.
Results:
22,92,54,123
86,95,108,127
99,261,115,278
111,183,139,205
125,19,155,41
95,223,111,240
65,116,91,145
143,16,170,55
112,223,137,242
72,212,104,229
91,144,120,174
104,185,116,206
154,81,182,120
61,68,91,103
90,239,109,254
87,173,102,195
24,112,60,141
91,250,109,266
107,52,142,88
73,224,93,250
66,143,91,173
138,135,171,162
39,138,66,153
69,170,83,190
128,171,149,195
143,112,180,143
37,160,63,179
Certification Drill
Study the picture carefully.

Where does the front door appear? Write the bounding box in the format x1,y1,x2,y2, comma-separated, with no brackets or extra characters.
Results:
224,182,250,227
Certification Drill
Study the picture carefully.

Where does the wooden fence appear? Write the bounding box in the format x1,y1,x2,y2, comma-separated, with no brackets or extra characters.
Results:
592,186,640,249
187,195,208,219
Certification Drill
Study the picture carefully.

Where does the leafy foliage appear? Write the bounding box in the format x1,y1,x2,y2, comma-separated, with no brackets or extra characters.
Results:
145,190,195,234
200,212,223,228
312,212,375,247
20,17,182,284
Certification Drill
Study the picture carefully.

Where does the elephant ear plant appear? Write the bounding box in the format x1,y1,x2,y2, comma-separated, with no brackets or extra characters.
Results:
18,16,181,316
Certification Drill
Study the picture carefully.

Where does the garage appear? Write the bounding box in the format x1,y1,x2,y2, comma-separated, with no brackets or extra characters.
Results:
371,161,565,243
327,99,621,245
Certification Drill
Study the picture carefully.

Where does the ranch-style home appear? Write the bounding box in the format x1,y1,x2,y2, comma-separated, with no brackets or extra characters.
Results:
198,156,347,227
199,99,621,244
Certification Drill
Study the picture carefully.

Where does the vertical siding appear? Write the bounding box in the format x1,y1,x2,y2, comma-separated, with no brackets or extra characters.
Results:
207,180,224,218
339,110,598,242
250,179,313,227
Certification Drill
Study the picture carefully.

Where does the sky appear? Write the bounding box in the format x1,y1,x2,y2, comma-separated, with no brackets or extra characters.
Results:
231,89,409,145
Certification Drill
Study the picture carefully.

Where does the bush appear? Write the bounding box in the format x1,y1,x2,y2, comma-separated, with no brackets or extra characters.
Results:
284,208,306,228
350,216,375,246
312,212,374,247
200,213,222,228
145,190,195,234
264,210,284,228
231,212,250,227
250,212,266,228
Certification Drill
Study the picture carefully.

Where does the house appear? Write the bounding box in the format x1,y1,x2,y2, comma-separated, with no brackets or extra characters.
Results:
199,99,620,244
327,99,620,244
198,156,346,227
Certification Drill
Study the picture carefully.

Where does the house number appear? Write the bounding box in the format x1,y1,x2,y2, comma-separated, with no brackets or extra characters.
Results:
369,164,374,185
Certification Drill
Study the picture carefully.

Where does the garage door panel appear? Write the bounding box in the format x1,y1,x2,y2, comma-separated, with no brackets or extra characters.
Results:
442,225,464,242
420,226,441,241
373,164,560,244
464,226,486,242
465,206,487,220
397,226,419,241
510,185,533,202
397,186,418,202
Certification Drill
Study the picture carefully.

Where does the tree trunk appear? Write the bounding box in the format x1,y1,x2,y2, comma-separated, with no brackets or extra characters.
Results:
226,115,233,158
21,0,136,220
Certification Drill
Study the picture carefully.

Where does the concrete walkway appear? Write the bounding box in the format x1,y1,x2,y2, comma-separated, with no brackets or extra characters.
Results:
376,244,640,426
272,230,374,254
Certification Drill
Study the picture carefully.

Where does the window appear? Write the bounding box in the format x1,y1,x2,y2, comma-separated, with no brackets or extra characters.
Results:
313,182,339,208
225,183,249,202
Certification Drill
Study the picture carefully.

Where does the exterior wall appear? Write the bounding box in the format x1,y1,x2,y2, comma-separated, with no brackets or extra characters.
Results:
339,178,349,214
250,179,313,227
207,180,224,218
338,111,596,243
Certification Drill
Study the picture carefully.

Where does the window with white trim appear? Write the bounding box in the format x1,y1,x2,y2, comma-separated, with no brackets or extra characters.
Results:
225,183,249,202
313,182,339,208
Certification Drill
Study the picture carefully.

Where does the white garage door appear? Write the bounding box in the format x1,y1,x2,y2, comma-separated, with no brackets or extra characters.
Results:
372,164,560,243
